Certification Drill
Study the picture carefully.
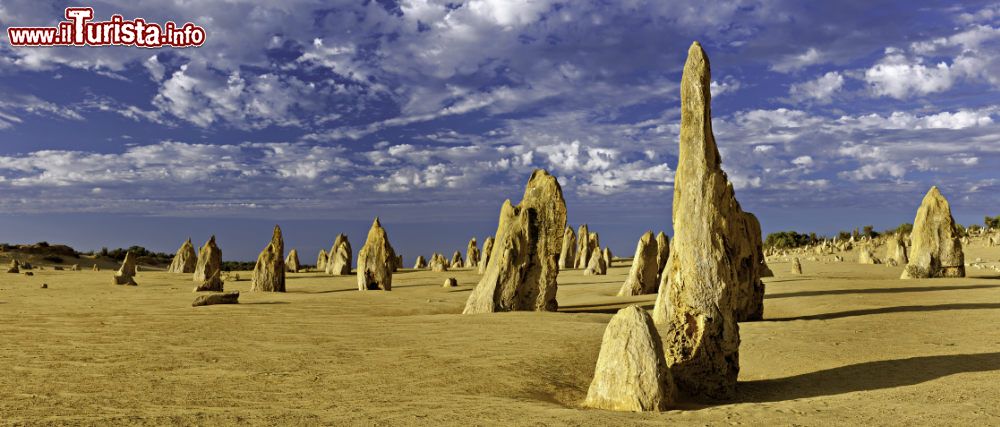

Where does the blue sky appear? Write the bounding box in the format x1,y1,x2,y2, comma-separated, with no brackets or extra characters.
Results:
1,1,998,261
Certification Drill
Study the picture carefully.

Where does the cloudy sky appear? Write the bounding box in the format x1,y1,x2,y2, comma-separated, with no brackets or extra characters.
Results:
1,1,998,260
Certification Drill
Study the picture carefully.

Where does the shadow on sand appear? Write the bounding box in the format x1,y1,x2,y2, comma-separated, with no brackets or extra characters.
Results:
767,303,1000,322
559,301,655,314
739,352,1000,403
766,284,1000,300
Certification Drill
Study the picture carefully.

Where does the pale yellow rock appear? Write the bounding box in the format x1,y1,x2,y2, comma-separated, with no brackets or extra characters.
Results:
112,252,138,286
430,253,448,272
464,170,567,314
655,232,669,283
466,238,480,268
791,257,803,274
193,236,223,292
450,251,464,269
250,225,285,292
285,249,300,273
584,245,607,276
357,217,394,291
583,306,674,412
618,231,658,296
413,255,428,269
326,234,352,276
167,238,197,274
316,249,328,272
858,245,881,264
901,187,965,279
574,224,591,269
602,247,613,269
478,237,494,274
559,226,576,269
651,42,757,400
442,277,458,288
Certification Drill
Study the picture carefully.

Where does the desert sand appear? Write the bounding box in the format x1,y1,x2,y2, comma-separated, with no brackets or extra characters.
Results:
0,242,998,425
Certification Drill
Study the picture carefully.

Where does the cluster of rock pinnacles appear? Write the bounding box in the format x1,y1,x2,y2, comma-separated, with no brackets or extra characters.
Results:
125,41,968,412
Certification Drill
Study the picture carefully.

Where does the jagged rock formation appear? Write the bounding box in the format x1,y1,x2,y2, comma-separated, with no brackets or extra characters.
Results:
326,234,352,276
603,247,613,269
574,224,591,268
618,232,659,296
413,255,428,269
858,246,881,264
559,226,576,269
194,270,225,292
357,217,394,291
316,249,328,272
650,42,758,400
192,291,240,307
886,233,908,266
583,306,674,412
193,236,223,290
735,212,766,322
443,277,458,288
285,249,300,272
584,248,607,276
167,238,198,273
463,169,567,314
92,264,99,272
655,232,670,283
791,257,803,274
430,253,449,272
479,237,494,274
466,238,480,268
250,225,286,292
7,259,19,274
901,187,965,279
112,251,138,286
451,251,464,269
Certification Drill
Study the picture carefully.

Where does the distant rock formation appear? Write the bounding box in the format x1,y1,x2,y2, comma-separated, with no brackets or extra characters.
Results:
285,249,300,272
901,186,965,279
858,245,881,264
655,232,669,284
430,253,448,272
167,238,198,274
250,225,286,292
413,255,428,269
316,249,328,272
7,259,19,274
112,251,138,286
602,247,613,269
886,233,908,266
791,257,803,274
478,237,494,274
735,212,766,322
193,236,223,292
618,232,658,296
466,238,480,268
450,251,464,269
651,42,756,400
357,217,394,291
583,306,674,411
327,234,352,276
583,247,607,276
443,277,458,288
559,226,576,269
193,236,222,284
464,170,567,314
574,224,591,269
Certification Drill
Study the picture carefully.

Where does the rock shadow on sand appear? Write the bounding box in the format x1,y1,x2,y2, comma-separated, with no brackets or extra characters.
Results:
739,352,1000,403
765,284,1000,300
767,303,1000,322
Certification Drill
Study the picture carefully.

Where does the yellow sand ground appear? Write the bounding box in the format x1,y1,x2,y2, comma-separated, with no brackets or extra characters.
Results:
1,244,998,425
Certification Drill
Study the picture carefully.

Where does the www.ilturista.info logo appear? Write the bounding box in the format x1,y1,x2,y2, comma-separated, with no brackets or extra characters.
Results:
7,7,206,48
